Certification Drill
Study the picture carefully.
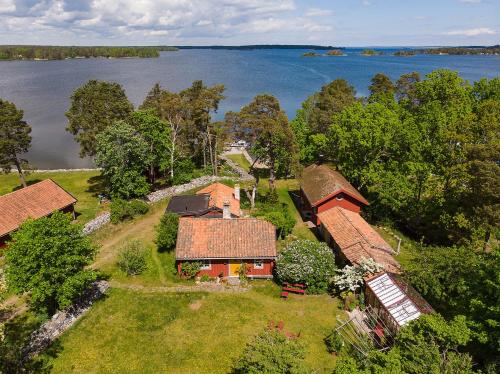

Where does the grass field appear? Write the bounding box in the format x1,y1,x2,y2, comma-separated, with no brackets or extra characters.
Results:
225,153,251,172
0,171,105,224
40,284,343,373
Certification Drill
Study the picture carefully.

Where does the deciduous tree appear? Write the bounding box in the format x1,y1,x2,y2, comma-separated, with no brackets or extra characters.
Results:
5,212,97,314
95,120,151,198
66,80,133,157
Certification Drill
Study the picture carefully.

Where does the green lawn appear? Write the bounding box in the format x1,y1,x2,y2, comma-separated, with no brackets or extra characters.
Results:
276,181,318,241
40,284,343,373
0,171,105,224
226,153,251,172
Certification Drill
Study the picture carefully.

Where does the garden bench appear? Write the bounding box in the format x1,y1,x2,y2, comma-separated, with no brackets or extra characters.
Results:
282,287,306,295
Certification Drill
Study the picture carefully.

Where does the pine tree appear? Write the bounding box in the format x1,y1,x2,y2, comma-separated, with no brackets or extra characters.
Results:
0,99,32,187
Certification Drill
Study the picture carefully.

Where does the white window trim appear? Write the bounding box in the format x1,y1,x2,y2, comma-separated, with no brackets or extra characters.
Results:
254,260,264,269
200,260,211,270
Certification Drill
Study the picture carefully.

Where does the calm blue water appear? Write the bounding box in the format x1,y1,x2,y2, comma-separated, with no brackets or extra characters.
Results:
0,48,499,168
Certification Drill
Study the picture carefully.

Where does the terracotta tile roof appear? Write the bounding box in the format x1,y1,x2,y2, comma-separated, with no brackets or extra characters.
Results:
196,182,241,217
300,164,369,206
176,217,276,260
318,207,400,274
0,179,77,238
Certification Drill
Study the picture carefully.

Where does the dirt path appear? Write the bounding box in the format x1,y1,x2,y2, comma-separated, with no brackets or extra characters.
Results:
91,206,165,270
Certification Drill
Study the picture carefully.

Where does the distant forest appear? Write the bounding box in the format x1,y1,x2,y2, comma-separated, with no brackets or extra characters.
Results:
394,45,500,56
0,46,178,60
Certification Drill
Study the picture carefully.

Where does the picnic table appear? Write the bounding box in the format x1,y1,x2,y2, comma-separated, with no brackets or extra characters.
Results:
281,283,306,299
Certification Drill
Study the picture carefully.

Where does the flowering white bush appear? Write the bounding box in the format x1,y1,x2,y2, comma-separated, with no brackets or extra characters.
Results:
333,257,384,292
275,239,336,294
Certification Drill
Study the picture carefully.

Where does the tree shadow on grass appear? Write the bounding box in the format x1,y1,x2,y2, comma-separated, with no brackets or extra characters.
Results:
0,312,60,374
10,179,43,193
287,189,321,240
85,175,106,197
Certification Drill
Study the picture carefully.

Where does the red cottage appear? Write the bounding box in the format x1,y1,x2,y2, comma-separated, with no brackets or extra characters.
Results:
299,164,369,226
175,217,276,278
0,179,77,248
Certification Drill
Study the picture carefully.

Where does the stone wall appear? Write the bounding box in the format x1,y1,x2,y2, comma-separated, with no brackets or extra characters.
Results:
82,212,111,235
145,175,223,203
22,281,109,360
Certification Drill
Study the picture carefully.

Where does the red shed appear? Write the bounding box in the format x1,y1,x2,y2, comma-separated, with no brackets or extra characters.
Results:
175,217,276,278
0,179,77,248
299,164,369,226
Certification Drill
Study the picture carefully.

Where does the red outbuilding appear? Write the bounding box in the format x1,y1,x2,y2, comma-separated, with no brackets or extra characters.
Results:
175,217,276,279
299,164,369,226
0,179,77,248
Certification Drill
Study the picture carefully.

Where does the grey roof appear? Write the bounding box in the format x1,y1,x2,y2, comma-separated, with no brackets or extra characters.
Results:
166,195,210,216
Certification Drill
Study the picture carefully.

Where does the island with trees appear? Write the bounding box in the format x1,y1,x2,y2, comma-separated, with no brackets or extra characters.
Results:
393,50,416,56
302,51,322,57
326,49,345,56
361,49,382,56
0,45,179,60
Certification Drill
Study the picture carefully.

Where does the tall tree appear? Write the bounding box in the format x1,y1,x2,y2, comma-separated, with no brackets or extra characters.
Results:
368,73,396,104
180,80,225,171
140,82,163,117
95,120,151,198
309,79,357,134
5,211,97,314
396,71,420,105
141,84,190,179
131,110,171,185
0,99,31,187
232,94,297,189
66,80,133,157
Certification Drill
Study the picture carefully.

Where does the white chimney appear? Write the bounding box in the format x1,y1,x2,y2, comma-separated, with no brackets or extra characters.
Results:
234,184,240,201
223,200,231,219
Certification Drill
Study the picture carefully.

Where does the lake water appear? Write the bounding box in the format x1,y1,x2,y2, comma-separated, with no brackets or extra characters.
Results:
0,48,499,169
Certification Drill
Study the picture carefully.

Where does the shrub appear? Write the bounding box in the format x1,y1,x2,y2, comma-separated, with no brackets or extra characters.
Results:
332,257,384,293
117,240,147,275
180,261,201,279
200,275,211,282
129,199,149,215
261,210,295,239
253,201,296,239
233,328,308,373
275,239,336,294
156,213,179,251
325,331,344,354
110,199,149,223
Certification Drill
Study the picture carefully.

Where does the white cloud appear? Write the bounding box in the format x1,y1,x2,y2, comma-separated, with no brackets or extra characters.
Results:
0,0,15,13
305,8,332,17
445,27,495,36
362,1,372,6
459,0,481,3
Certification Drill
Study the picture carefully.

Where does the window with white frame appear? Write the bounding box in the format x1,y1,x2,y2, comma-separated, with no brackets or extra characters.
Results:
254,260,264,269
200,260,211,270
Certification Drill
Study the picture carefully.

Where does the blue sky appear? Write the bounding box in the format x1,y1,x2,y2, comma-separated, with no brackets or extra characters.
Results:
0,0,498,46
